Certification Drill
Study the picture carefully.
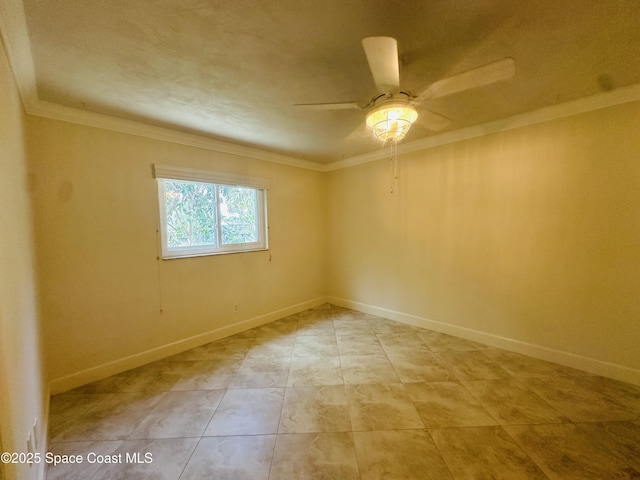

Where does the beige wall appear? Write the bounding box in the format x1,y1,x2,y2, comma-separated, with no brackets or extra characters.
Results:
327,101,640,375
28,118,326,385
0,40,46,480
28,100,640,390
13,59,640,397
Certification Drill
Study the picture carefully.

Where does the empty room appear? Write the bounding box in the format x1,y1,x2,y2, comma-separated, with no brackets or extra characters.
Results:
1,1,639,479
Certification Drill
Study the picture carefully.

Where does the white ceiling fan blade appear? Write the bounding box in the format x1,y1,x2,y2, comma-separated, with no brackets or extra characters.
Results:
420,109,451,131
420,58,515,100
362,36,400,92
294,102,361,111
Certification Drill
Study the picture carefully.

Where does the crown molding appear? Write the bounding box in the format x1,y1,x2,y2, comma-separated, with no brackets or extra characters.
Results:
26,83,640,174
0,0,37,110
27,100,327,172
326,83,640,171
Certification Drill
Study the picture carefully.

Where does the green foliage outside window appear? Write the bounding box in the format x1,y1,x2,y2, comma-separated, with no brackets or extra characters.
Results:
220,186,258,244
165,180,217,248
164,180,259,249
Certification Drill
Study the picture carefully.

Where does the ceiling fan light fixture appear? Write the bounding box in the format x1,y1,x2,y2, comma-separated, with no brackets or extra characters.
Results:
366,102,418,142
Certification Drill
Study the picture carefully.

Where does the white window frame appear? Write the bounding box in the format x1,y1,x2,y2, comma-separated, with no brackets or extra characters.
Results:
154,164,269,259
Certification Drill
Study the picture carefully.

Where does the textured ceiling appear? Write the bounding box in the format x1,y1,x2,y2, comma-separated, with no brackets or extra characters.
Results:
20,0,640,163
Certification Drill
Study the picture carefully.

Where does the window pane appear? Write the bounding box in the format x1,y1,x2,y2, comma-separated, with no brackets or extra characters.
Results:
164,180,218,248
219,185,259,244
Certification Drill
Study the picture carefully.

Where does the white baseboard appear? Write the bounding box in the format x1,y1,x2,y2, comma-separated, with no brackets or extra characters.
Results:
49,295,640,393
48,297,328,394
329,296,640,386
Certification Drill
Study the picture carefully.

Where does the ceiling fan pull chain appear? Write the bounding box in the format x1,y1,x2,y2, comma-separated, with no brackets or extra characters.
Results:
393,139,399,180
389,139,398,194
389,141,394,194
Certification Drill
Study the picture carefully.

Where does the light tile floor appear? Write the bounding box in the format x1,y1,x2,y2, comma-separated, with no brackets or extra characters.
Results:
47,304,640,479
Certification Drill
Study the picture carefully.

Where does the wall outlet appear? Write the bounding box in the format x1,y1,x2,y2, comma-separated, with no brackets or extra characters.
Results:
233,303,239,313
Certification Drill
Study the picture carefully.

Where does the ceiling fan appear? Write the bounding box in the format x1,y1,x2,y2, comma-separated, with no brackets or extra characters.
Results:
295,37,515,142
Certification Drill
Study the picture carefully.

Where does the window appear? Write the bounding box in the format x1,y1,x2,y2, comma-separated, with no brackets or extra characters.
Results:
154,165,268,259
